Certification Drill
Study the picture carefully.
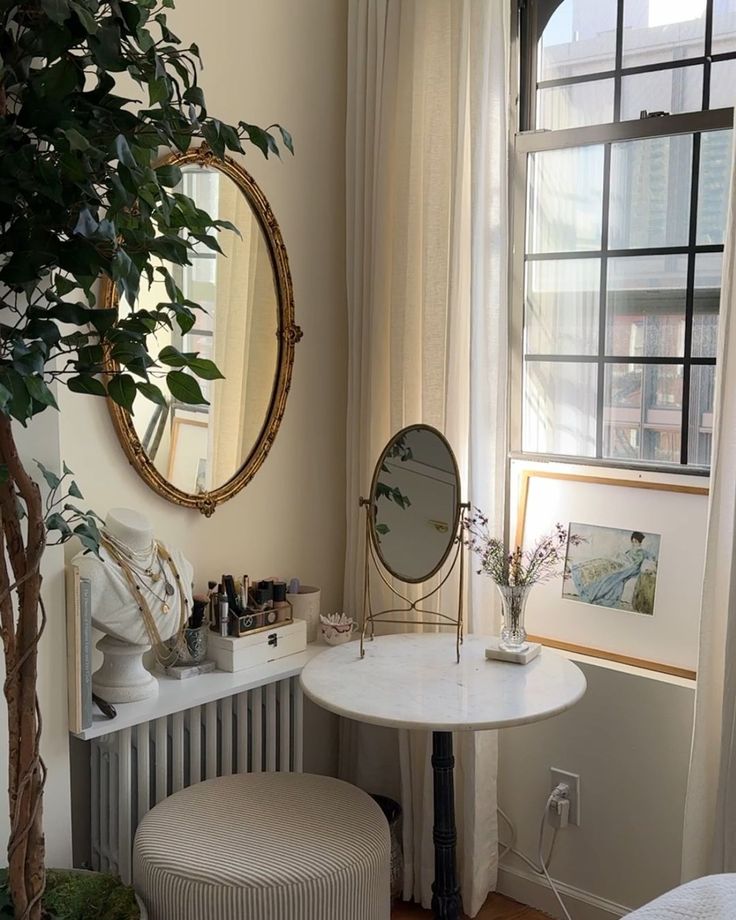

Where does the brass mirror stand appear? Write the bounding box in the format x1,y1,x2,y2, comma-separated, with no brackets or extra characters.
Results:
358,498,470,662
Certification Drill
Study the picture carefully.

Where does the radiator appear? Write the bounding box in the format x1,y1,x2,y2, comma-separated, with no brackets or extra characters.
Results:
90,676,304,882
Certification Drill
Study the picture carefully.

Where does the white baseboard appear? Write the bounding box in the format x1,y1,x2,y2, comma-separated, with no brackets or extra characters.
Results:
497,864,632,920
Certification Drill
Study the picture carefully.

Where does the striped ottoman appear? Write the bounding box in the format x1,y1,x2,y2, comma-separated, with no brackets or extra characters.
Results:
133,772,391,920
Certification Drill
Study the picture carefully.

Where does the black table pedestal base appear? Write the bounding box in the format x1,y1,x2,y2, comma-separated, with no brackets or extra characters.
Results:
431,730,461,920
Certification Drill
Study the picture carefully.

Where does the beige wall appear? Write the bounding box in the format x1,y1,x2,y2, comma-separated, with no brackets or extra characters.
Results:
498,461,700,914
62,0,348,609
0,412,76,868
498,662,694,915
54,0,347,859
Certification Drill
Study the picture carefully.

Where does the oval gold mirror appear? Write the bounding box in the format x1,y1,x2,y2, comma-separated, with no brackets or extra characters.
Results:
369,424,461,583
101,147,300,516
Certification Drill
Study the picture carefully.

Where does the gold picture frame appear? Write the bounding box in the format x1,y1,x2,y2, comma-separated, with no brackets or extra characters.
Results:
515,469,709,680
166,416,209,491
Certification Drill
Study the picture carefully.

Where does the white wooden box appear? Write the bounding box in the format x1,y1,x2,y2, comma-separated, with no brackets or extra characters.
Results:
208,619,307,673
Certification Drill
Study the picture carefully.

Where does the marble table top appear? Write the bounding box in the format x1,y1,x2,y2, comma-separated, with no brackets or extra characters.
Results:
300,633,587,731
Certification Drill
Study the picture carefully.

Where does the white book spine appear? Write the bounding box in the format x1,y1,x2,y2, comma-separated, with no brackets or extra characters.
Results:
79,577,92,730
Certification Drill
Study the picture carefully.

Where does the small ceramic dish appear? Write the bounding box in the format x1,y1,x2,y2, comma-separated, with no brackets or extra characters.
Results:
320,613,355,646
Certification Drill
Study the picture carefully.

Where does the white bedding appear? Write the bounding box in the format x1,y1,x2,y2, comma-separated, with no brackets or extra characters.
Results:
626,875,736,919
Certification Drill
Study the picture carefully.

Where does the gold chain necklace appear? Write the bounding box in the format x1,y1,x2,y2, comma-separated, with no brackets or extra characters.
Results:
101,537,189,667
102,537,175,611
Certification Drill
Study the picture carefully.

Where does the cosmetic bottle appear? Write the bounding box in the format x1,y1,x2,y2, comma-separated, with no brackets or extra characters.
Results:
223,575,240,612
273,581,289,623
258,580,274,605
240,575,250,610
207,581,218,631
218,588,230,638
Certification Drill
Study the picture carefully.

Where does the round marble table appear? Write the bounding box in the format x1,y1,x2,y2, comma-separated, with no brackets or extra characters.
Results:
301,633,587,920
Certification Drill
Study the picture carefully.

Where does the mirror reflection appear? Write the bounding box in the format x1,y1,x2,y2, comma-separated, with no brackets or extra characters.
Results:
121,164,279,495
371,426,460,582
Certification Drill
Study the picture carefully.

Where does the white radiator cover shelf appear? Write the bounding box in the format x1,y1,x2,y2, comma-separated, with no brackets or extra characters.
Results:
87,646,323,883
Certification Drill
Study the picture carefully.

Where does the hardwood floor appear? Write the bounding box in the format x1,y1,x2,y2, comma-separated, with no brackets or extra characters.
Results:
392,893,551,919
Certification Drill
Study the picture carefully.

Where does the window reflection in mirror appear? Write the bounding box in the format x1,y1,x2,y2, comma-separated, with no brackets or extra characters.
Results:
119,165,279,495
371,427,460,583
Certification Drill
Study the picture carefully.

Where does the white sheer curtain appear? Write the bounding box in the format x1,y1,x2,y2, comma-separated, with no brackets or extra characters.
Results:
682,130,736,880
343,1,509,914
210,183,277,486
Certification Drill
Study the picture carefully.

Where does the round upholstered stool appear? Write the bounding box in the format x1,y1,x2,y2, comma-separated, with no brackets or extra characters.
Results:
133,772,391,920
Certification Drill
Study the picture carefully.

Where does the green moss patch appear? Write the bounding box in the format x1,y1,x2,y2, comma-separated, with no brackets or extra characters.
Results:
0,869,140,920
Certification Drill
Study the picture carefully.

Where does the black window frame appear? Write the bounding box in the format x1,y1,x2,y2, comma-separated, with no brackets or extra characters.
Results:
510,0,735,475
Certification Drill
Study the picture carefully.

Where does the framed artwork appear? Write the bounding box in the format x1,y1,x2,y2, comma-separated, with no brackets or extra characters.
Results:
167,416,209,494
515,469,709,679
562,523,661,615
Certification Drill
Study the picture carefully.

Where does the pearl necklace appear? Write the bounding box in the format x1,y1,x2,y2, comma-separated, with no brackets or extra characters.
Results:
102,529,155,561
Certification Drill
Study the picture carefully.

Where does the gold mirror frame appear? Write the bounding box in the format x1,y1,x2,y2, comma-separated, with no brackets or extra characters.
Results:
100,145,301,517
359,424,469,662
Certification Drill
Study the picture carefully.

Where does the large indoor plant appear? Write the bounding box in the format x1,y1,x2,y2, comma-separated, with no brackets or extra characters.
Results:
0,1,291,916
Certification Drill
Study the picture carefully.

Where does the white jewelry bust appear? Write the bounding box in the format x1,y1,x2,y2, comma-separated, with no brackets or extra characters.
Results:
73,507,194,703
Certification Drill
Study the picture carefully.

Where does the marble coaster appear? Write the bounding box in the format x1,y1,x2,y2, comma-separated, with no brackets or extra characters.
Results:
158,660,216,680
484,638,541,665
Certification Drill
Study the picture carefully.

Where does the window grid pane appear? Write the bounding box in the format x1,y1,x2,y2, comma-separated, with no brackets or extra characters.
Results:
534,0,736,130
521,1,732,469
523,132,726,467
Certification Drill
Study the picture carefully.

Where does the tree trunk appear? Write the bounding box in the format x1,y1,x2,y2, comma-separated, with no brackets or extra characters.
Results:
0,413,46,920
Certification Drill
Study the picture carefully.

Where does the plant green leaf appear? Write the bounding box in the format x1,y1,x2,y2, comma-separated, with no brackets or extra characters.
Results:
158,345,187,367
156,164,182,188
277,124,294,154
73,521,102,555
35,461,61,490
67,376,106,397
63,128,91,152
70,0,97,32
107,374,137,412
187,357,224,380
166,371,207,405
136,381,167,406
24,376,58,410
46,512,72,539
41,0,70,25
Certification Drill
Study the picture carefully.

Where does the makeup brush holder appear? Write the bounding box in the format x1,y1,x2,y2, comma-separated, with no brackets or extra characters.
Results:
166,624,208,666
286,585,321,643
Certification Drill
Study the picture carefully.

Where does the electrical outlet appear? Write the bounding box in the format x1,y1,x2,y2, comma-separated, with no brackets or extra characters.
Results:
550,768,581,826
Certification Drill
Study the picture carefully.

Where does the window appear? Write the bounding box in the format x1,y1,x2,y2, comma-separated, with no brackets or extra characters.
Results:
514,0,735,470
172,167,217,410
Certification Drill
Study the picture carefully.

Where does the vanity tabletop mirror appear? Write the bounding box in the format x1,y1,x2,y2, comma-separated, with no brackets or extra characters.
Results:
361,424,467,659
101,146,301,516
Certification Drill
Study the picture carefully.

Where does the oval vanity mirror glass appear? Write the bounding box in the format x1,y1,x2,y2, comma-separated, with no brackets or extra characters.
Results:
369,425,461,583
103,149,299,515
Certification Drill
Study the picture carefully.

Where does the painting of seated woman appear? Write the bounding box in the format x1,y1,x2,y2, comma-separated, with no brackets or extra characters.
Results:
562,523,661,616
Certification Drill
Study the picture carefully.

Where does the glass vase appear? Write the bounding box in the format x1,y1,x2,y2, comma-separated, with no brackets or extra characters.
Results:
497,584,530,651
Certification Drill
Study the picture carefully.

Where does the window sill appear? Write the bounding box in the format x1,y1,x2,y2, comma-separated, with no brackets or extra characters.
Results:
509,450,710,479
551,643,696,689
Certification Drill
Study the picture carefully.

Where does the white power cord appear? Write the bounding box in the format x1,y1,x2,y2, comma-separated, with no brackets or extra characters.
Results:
498,784,573,920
